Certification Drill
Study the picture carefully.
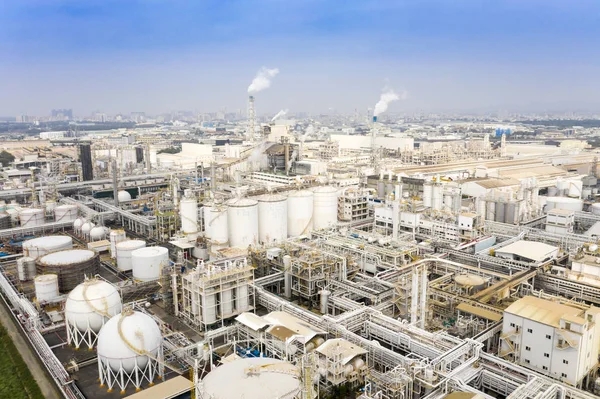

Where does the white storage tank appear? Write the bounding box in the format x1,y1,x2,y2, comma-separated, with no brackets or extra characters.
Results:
203,294,217,325
19,208,45,227
23,235,73,259
109,229,126,258
545,197,583,213
131,246,169,282
591,203,600,216
117,190,132,202
432,184,443,211
34,274,59,303
236,284,249,312
81,221,95,237
205,205,229,246
423,183,433,207
90,226,108,241
54,204,78,222
257,194,288,244
116,240,146,271
180,190,199,236
17,257,36,281
73,217,84,233
227,198,259,248
220,289,234,317
567,180,583,198
312,186,338,230
287,190,314,237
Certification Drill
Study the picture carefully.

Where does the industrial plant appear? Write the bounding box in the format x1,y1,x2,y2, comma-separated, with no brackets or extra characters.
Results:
1,82,600,399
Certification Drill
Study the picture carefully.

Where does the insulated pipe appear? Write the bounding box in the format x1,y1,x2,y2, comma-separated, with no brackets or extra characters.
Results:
283,255,292,299
420,265,428,329
411,266,419,325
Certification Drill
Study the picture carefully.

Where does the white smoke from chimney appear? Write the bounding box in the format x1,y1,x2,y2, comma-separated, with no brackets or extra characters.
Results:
302,125,314,141
373,88,405,117
271,109,288,122
248,67,280,94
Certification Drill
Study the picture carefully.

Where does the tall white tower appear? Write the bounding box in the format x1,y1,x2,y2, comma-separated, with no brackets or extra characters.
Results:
247,95,256,141
501,133,507,157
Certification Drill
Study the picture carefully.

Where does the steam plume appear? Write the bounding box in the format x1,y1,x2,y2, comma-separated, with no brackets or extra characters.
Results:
271,109,288,122
248,67,279,94
373,88,404,116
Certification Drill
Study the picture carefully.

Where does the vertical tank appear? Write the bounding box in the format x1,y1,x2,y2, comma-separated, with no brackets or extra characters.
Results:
116,240,146,271
313,186,338,230
204,205,229,245
109,229,126,258
287,190,314,237
227,198,259,248
486,201,496,221
257,194,288,244
591,203,600,215
545,197,583,212
236,283,249,312
320,289,330,315
23,236,73,259
131,246,169,282
54,204,78,222
180,190,199,236
432,184,443,211
17,257,36,281
203,294,217,325
423,183,433,207
34,274,59,302
495,202,505,222
220,288,234,317
19,208,45,227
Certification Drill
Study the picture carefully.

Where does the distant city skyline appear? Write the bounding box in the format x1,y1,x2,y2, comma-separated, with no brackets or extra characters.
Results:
1,1,600,116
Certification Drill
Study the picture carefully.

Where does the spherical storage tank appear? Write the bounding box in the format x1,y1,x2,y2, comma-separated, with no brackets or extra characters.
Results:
19,208,44,227
227,198,258,248
81,221,95,237
97,310,162,391
90,226,108,241
34,274,59,303
287,190,314,237
65,279,122,349
54,204,78,222
312,186,338,230
116,240,146,271
36,249,99,292
257,194,288,244
117,190,132,202
23,235,73,259
545,197,583,213
131,246,168,282
73,217,84,233
200,357,302,399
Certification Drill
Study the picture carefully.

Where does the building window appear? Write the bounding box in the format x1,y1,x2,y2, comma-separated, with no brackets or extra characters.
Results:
546,334,551,339
563,359,568,364
544,353,550,358
527,328,533,333
565,322,571,330
510,323,515,328
525,346,531,351
543,366,548,371
561,373,567,378
524,359,530,364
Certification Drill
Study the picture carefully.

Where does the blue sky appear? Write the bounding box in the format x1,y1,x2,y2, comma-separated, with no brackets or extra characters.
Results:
1,0,599,116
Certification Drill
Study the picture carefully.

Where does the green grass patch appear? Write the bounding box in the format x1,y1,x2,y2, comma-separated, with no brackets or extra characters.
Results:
0,324,44,398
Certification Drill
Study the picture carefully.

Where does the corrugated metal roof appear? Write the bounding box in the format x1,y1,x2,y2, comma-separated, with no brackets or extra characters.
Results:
499,165,567,179
496,240,558,262
263,311,326,343
472,178,520,189
504,296,583,328
315,338,367,365
236,312,270,331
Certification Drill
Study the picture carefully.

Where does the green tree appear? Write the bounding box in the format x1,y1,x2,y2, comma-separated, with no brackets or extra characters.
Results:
0,150,15,167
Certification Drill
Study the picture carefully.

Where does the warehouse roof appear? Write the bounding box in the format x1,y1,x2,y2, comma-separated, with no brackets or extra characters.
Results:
470,178,521,189
504,296,583,328
236,312,270,331
498,165,567,179
496,240,558,262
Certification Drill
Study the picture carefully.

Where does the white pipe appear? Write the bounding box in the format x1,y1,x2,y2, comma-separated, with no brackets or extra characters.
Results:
283,255,292,299
420,265,427,329
411,266,419,325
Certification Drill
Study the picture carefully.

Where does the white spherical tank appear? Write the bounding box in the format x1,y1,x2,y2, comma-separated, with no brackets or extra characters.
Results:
97,310,162,373
17,257,36,281
73,217,84,233
19,208,45,227
81,221,95,236
591,203,600,215
34,274,59,303
54,204,79,222
200,357,302,399
287,190,314,237
90,226,108,241
180,192,199,235
227,198,258,248
545,197,583,212
205,205,229,245
109,229,126,258
23,235,73,259
312,186,338,230
257,194,288,244
116,240,146,271
65,279,122,333
131,246,169,282
117,190,132,202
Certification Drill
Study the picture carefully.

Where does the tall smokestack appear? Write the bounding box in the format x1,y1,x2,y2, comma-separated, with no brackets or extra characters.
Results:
79,143,93,181
371,116,379,171
248,95,256,141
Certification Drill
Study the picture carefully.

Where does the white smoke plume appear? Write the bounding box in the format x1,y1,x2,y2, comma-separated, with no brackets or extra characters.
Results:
271,109,288,122
302,124,314,141
248,67,279,94
373,88,405,117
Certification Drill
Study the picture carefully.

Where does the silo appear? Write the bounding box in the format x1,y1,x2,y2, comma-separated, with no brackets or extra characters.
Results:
17,257,36,281
236,283,249,312
227,198,259,248
204,205,229,244
54,204,78,222
36,249,99,292
200,358,302,399
116,240,146,271
203,294,217,325
545,197,583,212
257,194,288,244
591,203,600,215
131,246,169,282
34,274,59,302
97,310,163,392
287,190,314,237
64,279,122,349
432,184,443,211
495,202,505,223
313,186,338,230
23,235,73,259
109,229,126,258
180,191,199,236
221,288,234,317
19,208,45,227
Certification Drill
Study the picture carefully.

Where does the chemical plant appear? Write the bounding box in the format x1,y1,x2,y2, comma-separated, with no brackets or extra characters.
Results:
1,88,600,399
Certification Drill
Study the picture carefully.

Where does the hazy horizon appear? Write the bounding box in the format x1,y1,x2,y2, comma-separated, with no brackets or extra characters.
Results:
2,1,600,117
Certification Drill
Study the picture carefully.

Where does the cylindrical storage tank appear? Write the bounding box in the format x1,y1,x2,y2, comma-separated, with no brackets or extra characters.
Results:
227,198,258,248
313,186,338,230
568,180,583,198
73,217,84,233
90,226,108,241
220,289,234,317
455,274,486,293
54,204,78,222
205,206,228,245
23,235,73,259
97,310,161,374
131,246,169,282
236,284,249,312
495,202,506,223
44,200,57,214
34,274,59,303
432,184,443,210
486,201,496,221
36,250,100,293
423,183,433,207
257,194,288,244
203,294,217,325
591,203,600,216
200,358,302,399
115,240,146,271
117,190,132,202
180,194,199,235
547,186,559,197
287,190,314,237
17,257,36,281
444,194,453,209
19,208,45,227
320,289,330,315
545,197,583,213
109,229,126,258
